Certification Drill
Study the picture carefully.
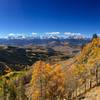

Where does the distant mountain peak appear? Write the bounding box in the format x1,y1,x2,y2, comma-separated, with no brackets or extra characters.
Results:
0,32,89,40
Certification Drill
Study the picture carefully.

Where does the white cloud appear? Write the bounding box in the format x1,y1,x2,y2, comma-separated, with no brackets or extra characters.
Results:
64,32,81,36
46,32,60,35
32,32,37,35
7,33,27,39
8,33,15,36
63,32,85,39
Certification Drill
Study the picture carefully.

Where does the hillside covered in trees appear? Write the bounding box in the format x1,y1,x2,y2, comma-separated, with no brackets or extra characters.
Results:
0,38,100,100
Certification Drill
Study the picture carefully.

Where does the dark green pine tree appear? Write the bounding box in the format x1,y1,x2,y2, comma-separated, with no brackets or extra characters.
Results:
92,33,98,39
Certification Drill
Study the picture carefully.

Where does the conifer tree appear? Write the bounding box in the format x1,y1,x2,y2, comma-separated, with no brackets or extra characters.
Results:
92,33,98,39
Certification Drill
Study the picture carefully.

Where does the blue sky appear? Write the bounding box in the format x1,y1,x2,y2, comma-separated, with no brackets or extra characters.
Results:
0,0,99,37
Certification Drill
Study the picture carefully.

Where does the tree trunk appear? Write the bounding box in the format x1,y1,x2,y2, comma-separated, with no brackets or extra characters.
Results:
96,66,99,85
84,80,87,93
89,79,92,88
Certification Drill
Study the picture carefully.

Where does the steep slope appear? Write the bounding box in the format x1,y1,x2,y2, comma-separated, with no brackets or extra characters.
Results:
74,38,100,100
83,86,100,100
58,38,100,99
66,38,100,72
75,38,100,65
71,38,100,99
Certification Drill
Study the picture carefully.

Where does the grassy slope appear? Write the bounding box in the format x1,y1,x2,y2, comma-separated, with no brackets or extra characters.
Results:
0,70,30,96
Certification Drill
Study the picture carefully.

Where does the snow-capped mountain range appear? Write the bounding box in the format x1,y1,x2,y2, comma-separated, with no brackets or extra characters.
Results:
0,32,92,46
2,32,90,40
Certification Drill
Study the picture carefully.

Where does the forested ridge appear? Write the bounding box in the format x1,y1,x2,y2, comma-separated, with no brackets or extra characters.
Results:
0,38,100,100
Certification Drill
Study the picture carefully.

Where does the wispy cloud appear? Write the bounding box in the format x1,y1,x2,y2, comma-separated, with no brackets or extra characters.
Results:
64,32,81,36
8,33,15,36
32,32,37,35
63,32,85,39
46,32,60,35
8,33,27,39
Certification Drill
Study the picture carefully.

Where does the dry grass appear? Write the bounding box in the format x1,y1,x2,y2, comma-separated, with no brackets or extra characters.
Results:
82,86,100,100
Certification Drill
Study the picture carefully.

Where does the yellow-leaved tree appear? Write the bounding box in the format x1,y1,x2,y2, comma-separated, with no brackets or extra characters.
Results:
47,64,66,100
31,61,66,100
31,61,52,100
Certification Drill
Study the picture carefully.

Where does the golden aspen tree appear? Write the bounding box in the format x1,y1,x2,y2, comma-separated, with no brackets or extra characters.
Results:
47,64,66,100
31,61,52,100
31,61,66,100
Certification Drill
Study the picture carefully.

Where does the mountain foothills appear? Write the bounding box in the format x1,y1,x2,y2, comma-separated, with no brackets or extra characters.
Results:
0,37,99,100
0,39,84,73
